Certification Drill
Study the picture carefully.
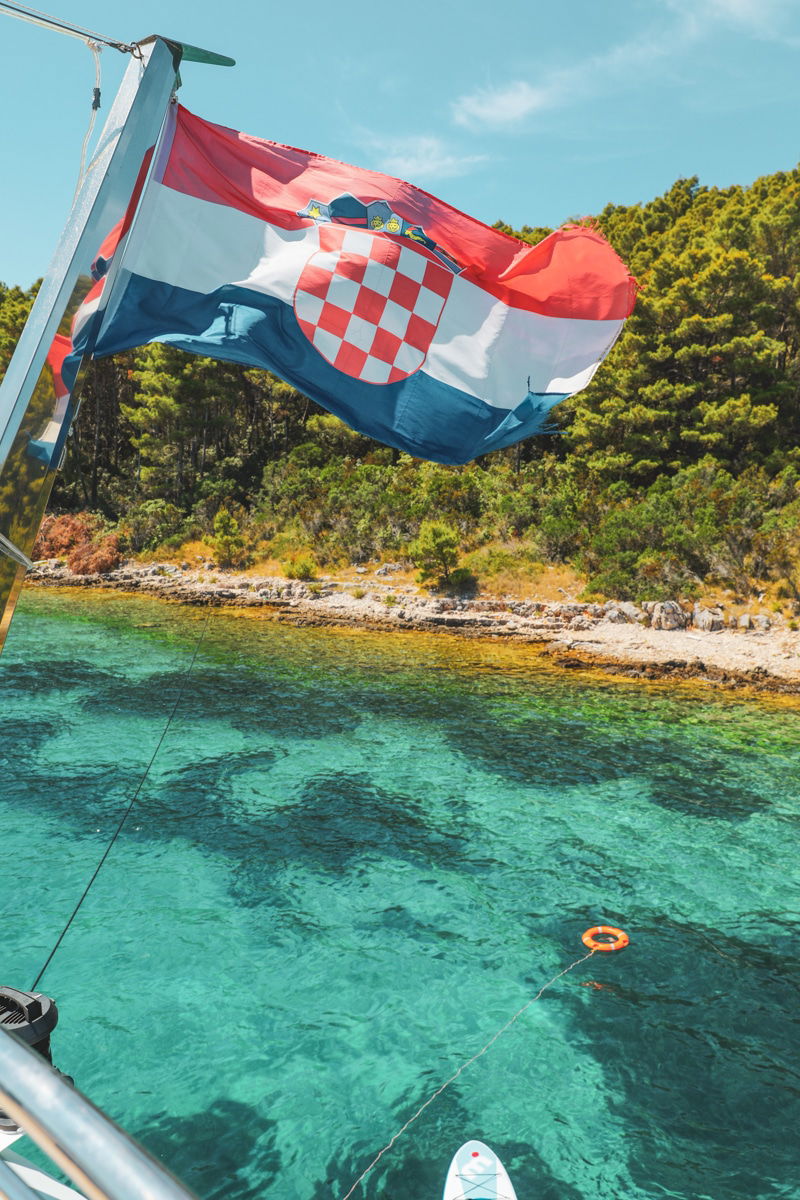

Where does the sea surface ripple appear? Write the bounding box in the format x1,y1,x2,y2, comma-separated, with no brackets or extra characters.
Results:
1,590,798,1200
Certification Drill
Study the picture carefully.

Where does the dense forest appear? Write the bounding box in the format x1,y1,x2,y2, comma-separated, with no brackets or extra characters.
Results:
1,165,798,605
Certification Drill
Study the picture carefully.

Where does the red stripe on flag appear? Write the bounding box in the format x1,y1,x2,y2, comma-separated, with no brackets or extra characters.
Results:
160,106,637,323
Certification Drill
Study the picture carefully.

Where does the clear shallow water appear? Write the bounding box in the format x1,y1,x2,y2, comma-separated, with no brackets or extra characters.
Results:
1,589,798,1200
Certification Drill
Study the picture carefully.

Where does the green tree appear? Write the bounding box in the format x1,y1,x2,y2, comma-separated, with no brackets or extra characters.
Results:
0,281,37,378
568,169,800,486
410,520,460,584
212,507,246,568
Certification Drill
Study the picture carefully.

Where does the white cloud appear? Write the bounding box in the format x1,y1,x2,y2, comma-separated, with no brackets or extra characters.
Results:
450,0,797,132
452,79,564,130
451,27,673,131
363,134,488,183
672,0,776,25
663,0,796,39
709,0,766,19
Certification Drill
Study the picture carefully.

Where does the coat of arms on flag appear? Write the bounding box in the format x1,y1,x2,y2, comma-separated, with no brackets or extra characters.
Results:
293,221,454,384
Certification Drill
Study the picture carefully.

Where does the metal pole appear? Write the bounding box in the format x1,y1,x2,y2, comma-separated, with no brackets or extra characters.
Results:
0,1154,43,1200
0,37,180,651
0,1030,198,1200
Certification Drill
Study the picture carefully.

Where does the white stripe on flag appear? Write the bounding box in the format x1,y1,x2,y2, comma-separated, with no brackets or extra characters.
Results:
113,183,624,410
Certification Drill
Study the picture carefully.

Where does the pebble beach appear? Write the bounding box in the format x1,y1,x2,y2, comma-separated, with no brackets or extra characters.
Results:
27,558,800,695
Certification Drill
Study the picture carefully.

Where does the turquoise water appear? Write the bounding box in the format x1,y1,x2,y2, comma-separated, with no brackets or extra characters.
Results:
1,589,798,1200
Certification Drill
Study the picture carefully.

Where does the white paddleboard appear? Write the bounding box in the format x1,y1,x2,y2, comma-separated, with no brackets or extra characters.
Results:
1,1145,88,1199
443,1139,518,1200
0,1127,24,1152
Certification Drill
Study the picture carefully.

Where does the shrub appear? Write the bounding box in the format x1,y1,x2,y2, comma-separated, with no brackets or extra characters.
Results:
120,500,186,552
283,554,317,581
462,543,538,594
409,520,460,585
442,567,478,596
212,508,247,568
33,512,99,559
67,534,123,575
33,512,123,575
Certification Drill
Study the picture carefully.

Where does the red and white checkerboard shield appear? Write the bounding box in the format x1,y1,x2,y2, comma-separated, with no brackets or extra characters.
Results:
293,225,453,384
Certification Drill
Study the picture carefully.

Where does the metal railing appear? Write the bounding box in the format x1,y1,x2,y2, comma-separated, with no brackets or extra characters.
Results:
0,1029,198,1200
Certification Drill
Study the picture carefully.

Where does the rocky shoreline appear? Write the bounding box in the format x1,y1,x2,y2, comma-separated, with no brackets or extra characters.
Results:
28,559,800,695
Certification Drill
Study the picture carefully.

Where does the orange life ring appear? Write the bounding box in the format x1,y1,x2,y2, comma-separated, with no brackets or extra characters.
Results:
582,925,629,952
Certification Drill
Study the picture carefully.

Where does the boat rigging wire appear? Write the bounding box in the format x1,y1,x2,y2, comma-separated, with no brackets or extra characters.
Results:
0,1,135,54
72,39,102,201
30,609,212,991
340,947,598,1200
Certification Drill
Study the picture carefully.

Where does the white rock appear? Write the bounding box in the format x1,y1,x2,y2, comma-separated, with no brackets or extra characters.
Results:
651,601,688,630
694,608,724,632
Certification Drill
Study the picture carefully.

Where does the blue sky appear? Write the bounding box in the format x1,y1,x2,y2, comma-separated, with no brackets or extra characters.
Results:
1,0,798,288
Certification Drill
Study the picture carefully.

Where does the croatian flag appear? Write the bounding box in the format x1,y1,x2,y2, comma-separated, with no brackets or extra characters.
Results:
89,105,637,464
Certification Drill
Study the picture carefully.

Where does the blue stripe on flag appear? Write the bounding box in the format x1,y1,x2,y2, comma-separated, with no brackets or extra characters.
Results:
94,276,568,464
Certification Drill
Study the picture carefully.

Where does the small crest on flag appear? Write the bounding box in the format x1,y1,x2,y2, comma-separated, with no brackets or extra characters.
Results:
297,193,462,275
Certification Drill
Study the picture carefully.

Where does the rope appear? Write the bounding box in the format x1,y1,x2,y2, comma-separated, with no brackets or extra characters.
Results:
0,1,133,53
30,611,211,991
2,3,139,201
340,948,596,1200
72,40,102,203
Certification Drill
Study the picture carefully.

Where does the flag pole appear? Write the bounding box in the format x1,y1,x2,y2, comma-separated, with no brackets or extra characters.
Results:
0,34,232,653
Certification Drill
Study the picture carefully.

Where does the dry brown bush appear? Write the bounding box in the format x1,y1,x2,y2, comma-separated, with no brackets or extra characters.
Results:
66,533,123,575
33,513,100,558
33,513,122,575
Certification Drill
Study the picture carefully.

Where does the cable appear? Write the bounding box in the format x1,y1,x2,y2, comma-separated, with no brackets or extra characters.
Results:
30,611,211,991
0,1,134,54
340,948,596,1200
72,40,102,202
1,3,139,202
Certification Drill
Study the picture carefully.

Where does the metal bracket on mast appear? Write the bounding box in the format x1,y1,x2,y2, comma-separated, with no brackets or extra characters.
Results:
0,33,233,653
